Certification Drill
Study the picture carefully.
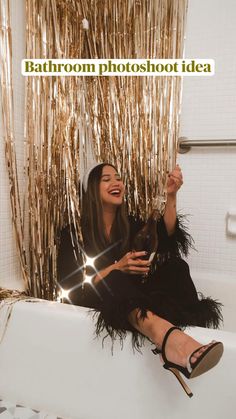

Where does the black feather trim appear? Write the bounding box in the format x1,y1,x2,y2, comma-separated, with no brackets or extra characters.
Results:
169,213,196,257
90,298,151,354
193,293,223,329
89,291,223,353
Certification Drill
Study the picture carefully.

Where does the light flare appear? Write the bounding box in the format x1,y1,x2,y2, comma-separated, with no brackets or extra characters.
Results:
85,256,96,269
83,275,94,285
57,287,71,302
57,241,122,303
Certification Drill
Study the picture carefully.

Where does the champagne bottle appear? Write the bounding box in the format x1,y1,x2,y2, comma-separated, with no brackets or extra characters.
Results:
132,209,161,280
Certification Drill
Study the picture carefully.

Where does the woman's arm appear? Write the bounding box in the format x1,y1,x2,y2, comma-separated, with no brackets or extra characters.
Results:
163,194,177,236
163,165,183,236
93,263,117,284
157,166,193,255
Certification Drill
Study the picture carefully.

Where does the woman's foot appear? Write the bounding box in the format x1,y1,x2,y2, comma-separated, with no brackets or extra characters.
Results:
128,309,222,371
160,328,217,368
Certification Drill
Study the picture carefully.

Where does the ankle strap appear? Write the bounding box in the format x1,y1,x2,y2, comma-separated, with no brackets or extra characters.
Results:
161,326,181,364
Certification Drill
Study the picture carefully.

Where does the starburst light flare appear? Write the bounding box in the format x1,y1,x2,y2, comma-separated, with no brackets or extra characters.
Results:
60,288,71,301
83,275,94,285
85,256,96,269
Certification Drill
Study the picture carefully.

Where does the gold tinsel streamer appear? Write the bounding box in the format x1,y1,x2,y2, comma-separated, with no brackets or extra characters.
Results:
78,0,188,217
25,0,88,299
1,0,187,302
24,0,187,299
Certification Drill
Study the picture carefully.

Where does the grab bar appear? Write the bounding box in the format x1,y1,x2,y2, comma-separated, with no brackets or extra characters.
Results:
178,137,236,153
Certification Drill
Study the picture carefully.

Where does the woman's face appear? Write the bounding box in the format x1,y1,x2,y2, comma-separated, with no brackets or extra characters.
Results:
99,165,125,208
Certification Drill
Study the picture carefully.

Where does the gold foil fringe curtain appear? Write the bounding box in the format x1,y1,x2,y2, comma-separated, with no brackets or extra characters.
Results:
79,0,188,217
25,0,87,299
1,0,188,300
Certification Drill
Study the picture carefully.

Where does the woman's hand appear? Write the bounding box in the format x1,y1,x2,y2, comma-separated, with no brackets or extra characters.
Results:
93,251,150,284
167,165,183,196
115,251,151,275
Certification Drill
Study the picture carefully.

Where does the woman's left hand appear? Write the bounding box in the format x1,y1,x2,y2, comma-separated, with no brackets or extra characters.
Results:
167,165,183,196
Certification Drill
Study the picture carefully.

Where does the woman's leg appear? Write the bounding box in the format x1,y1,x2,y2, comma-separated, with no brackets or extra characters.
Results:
128,309,212,366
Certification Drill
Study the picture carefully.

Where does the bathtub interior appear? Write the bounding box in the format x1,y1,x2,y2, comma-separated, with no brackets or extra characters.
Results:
191,270,236,333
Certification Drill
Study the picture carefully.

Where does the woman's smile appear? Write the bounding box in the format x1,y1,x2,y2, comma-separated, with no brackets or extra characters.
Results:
100,165,124,207
108,187,122,196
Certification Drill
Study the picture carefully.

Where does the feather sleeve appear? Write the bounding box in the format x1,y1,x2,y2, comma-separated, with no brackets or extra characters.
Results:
157,213,195,257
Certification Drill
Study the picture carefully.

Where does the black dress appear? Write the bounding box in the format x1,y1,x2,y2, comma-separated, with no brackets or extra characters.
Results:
57,215,223,350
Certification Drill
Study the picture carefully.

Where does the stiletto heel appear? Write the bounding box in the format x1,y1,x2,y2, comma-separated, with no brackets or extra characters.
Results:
166,367,193,398
152,326,224,398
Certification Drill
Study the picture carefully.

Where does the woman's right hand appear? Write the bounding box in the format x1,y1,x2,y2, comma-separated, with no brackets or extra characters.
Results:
115,251,151,275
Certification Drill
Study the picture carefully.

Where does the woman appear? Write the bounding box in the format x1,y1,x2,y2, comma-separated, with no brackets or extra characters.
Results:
58,162,223,397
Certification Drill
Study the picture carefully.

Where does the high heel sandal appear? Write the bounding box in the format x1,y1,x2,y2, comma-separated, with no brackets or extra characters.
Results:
152,326,224,398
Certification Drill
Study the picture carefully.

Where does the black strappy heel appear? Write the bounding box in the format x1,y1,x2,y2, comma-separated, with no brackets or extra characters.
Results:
152,326,224,398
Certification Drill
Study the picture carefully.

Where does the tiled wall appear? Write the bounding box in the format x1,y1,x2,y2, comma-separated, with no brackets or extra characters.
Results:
0,0,25,291
0,0,235,291
178,0,236,280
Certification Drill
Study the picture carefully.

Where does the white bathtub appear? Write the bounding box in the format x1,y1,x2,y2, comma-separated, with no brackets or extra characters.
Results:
191,270,236,333
0,298,235,419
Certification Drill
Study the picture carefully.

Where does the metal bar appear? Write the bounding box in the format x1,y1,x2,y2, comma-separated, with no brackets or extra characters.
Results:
178,137,236,153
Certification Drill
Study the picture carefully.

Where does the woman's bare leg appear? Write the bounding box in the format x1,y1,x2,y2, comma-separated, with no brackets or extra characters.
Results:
128,309,212,366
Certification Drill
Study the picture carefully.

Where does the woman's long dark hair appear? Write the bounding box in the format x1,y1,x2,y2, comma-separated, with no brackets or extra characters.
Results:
81,163,130,262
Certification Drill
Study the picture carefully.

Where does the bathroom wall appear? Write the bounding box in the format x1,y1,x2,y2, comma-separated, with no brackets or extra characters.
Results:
178,0,236,281
0,0,25,290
